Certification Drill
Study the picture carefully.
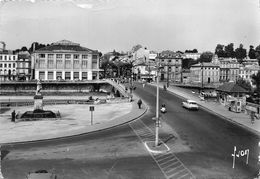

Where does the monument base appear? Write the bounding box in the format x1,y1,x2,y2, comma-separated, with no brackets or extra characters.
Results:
20,109,59,120
34,94,43,111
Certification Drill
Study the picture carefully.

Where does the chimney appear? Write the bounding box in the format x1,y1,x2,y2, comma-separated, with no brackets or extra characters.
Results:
3,42,5,51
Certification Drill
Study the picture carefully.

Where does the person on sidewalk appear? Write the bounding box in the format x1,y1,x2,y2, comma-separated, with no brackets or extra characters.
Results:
250,111,258,124
137,99,142,109
11,110,16,122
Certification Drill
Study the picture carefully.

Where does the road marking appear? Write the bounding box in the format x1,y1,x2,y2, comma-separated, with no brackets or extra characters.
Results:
129,119,196,179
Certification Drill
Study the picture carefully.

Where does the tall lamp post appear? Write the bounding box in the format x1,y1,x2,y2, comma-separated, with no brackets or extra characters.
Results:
155,53,163,147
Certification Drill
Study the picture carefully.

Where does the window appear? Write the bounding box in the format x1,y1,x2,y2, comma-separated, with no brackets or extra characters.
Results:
39,54,45,58
56,60,63,69
65,60,71,69
82,55,88,59
73,60,80,69
82,60,87,69
9,56,11,60
0,64,2,68
92,55,98,59
39,60,45,68
39,71,45,80
48,71,54,80
74,72,79,80
4,63,7,68
47,60,54,68
13,63,15,68
56,72,62,79
8,64,11,68
65,54,71,59
56,54,62,59
73,54,79,59
82,72,88,80
65,72,71,80
168,60,171,63
0,56,2,60
13,56,16,60
92,61,97,69
47,54,54,59
4,56,7,60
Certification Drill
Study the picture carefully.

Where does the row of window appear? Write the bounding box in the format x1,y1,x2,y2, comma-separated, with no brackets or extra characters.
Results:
39,54,98,60
37,60,97,69
38,71,89,80
0,63,15,68
0,55,17,61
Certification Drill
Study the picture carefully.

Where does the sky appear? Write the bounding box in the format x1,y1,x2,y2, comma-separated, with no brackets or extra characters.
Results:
0,0,260,53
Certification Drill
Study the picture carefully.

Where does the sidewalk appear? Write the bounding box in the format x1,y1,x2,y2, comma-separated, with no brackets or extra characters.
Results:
149,82,260,136
0,96,147,144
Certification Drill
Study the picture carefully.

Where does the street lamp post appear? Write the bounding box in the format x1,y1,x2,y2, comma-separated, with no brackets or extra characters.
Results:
155,54,161,147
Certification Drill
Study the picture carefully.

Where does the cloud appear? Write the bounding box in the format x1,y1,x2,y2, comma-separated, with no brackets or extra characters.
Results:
76,3,93,9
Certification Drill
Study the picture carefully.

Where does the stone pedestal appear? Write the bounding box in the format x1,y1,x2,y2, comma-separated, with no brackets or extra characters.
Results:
34,94,43,111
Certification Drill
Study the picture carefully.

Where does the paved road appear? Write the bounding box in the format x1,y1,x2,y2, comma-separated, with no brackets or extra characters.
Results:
1,82,259,179
135,82,259,178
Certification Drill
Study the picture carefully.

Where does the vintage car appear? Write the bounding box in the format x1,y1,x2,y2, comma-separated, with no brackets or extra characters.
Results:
27,170,57,179
182,100,199,110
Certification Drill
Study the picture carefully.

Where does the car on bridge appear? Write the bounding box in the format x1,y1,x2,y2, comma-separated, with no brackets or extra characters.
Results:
182,100,199,110
26,170,57,179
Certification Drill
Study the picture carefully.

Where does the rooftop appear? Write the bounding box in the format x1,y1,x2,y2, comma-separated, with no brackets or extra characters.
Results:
216,82,248,93
35,40,97,53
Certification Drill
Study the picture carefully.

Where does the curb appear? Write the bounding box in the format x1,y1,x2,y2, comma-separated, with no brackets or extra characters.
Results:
0,100,148,146
144,141,170,154
148,83,260,137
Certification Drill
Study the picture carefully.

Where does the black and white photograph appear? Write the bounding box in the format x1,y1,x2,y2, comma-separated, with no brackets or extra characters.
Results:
0,0,260,178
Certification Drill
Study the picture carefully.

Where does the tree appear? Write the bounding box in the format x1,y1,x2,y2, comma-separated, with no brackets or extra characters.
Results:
132,44,142,53
185,49,198,53
28,42,47,53
199,51,213,63
215,44,226,58
248,45,256,59
182,58,198,69
235,44,247,63
251,71,260,96
224,43,235,58
21,46,28,51
236,77,252,92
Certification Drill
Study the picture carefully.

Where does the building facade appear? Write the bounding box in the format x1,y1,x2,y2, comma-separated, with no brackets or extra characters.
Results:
190,63,220,84
239,65,260,86
0,50,17,81
17,51,32,81
183,53,201,60
159,51,182,82
32,40,101,81
218,58,240,82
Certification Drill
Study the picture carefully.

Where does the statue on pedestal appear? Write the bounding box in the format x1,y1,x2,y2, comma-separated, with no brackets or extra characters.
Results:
36,79,42,96
34,79,43,111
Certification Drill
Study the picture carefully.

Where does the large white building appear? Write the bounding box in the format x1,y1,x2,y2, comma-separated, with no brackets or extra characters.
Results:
0,50,17,81
216,58,240,82
190,63,220,84
32,40,101,81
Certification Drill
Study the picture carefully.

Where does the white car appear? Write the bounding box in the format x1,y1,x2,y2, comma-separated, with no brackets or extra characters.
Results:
182,100,199,110
27,170,57,179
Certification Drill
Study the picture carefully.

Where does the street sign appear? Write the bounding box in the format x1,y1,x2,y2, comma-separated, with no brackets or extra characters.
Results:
89,106,94,111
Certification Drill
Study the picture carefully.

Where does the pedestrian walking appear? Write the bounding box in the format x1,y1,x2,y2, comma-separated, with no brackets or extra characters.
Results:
250,111,257,124
11,110,16,122
137,99,142,109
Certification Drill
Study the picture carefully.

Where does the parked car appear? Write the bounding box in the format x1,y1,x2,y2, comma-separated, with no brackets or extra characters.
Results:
27,170,57,179
182,100,199,110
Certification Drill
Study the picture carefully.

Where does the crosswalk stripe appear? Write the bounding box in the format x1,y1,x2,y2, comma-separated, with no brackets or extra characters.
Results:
168,168,187,178
129,119,196,179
